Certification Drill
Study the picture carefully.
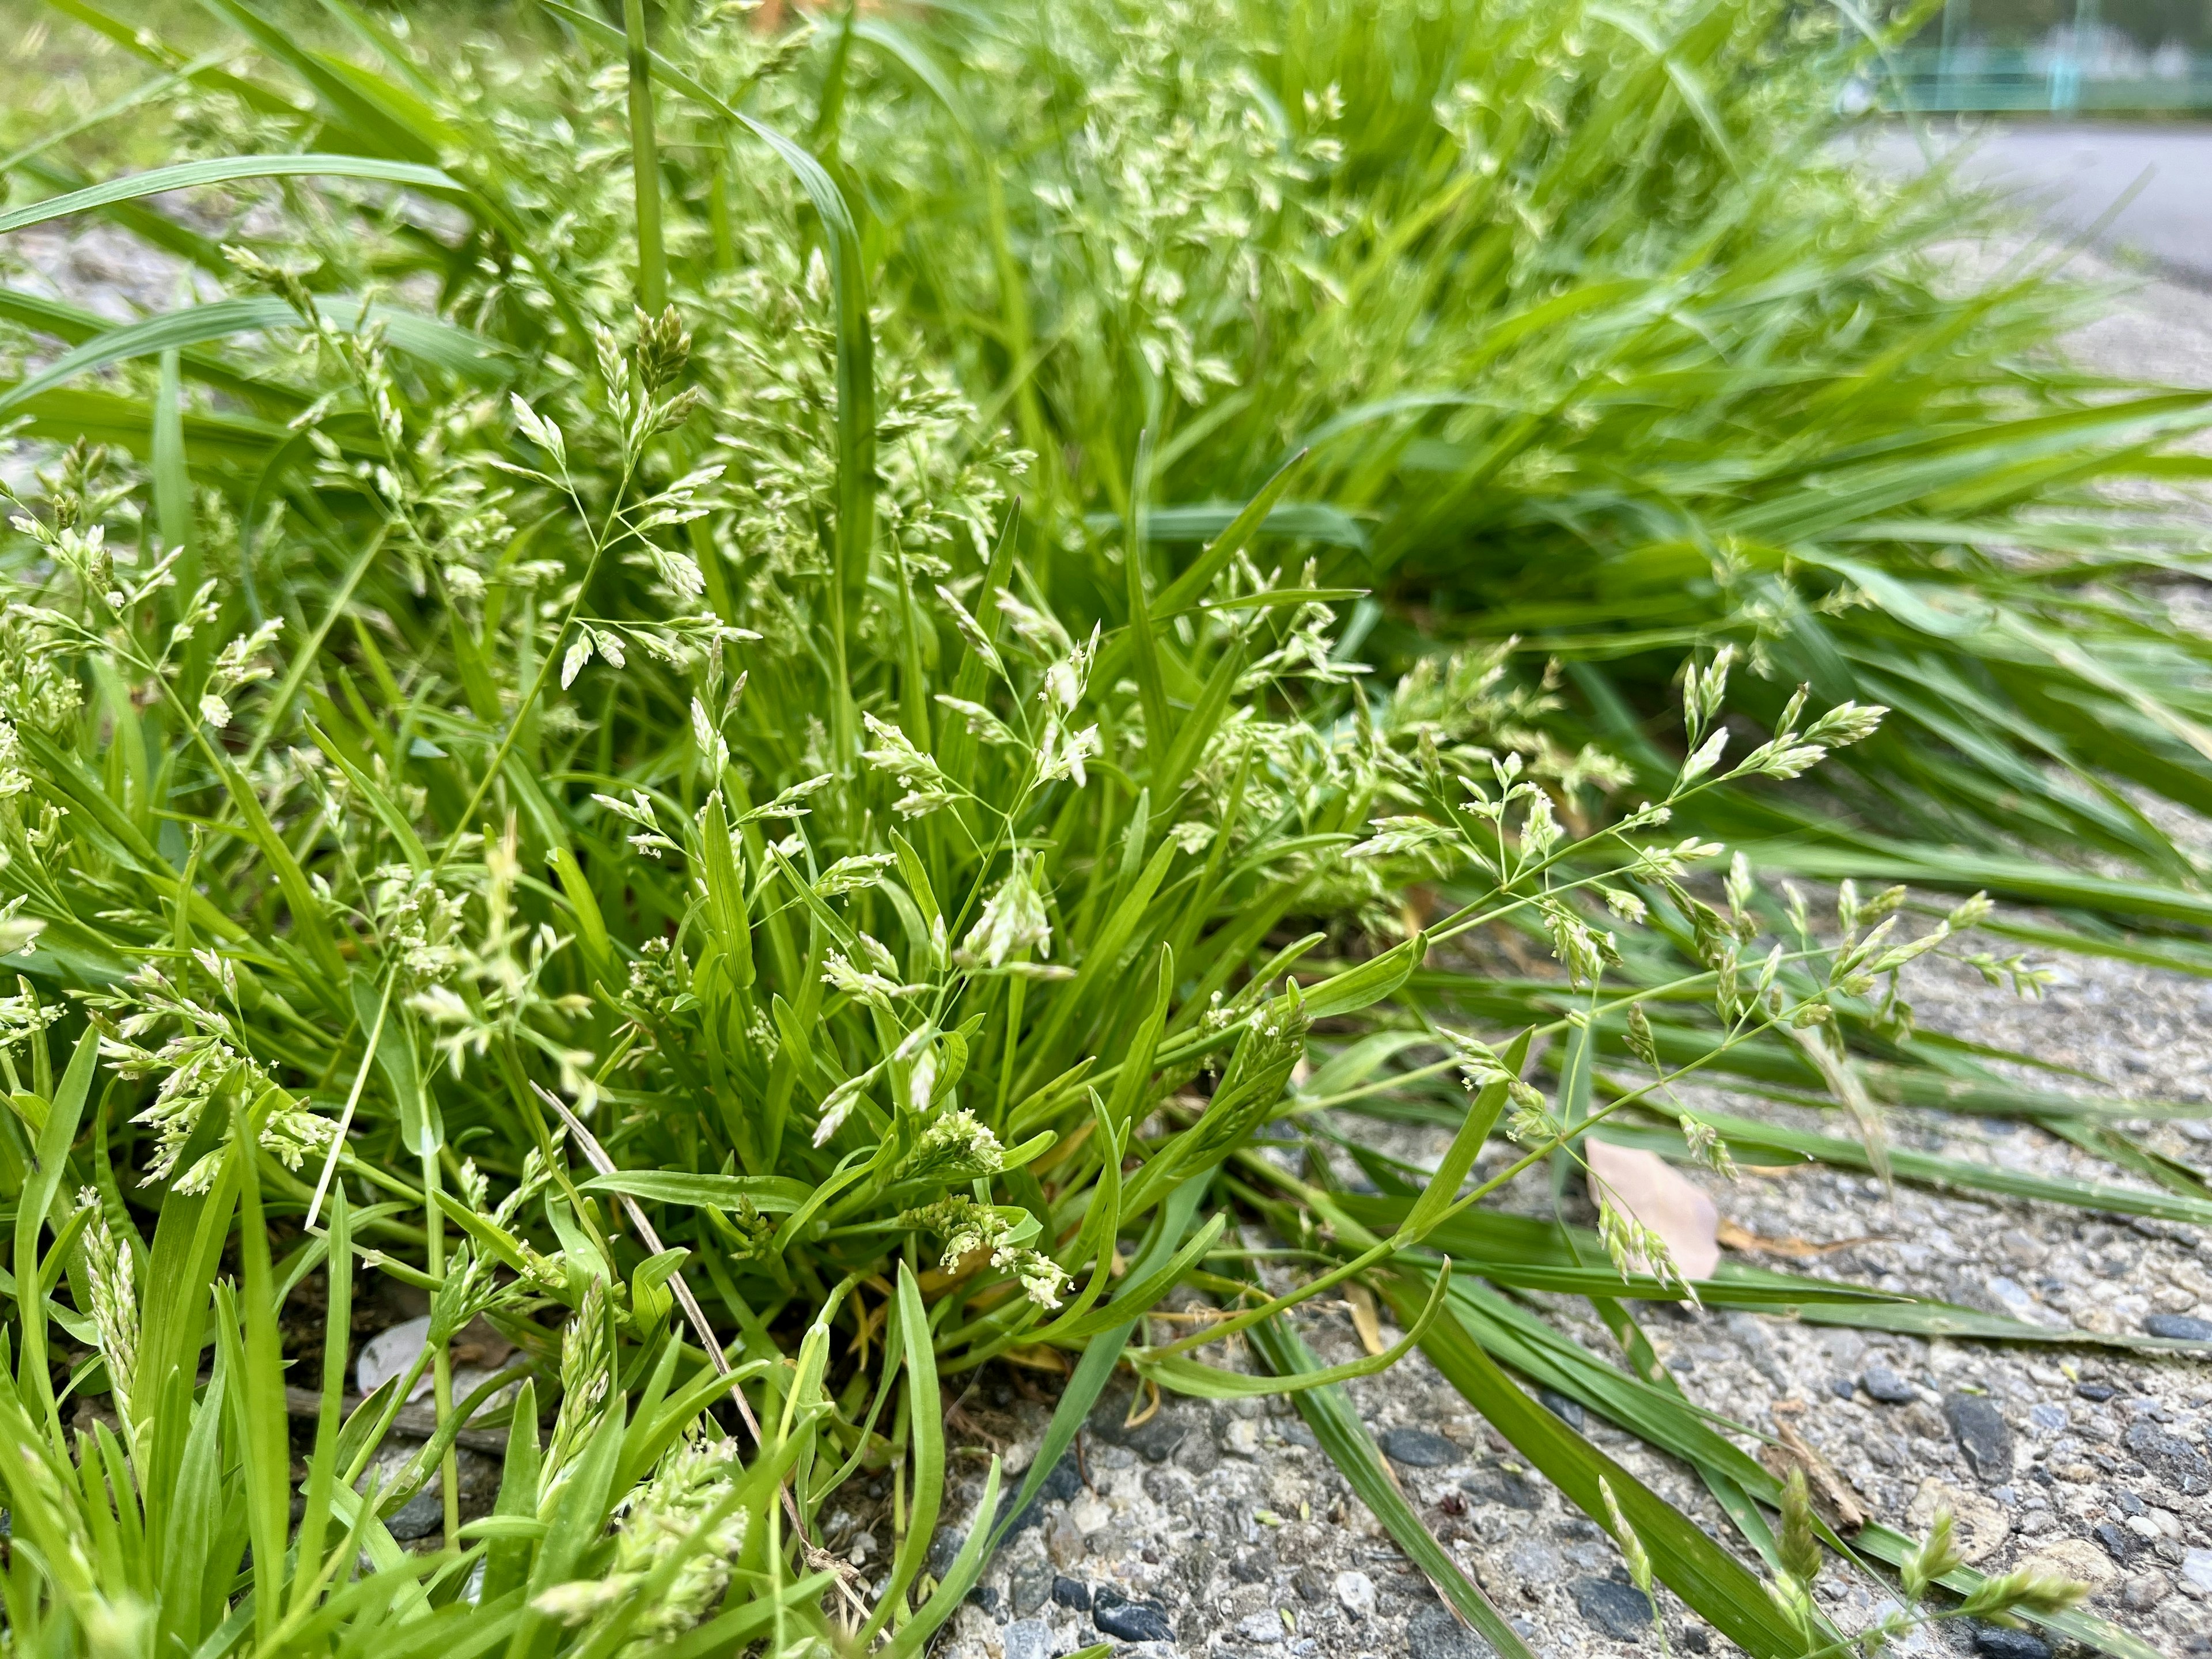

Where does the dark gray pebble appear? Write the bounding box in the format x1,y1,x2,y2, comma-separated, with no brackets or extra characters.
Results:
1000,1453,1082,1535
1090,1588,1173,1643
1381,1427,1461,1468
1970,1623,2050,1659
1406,1604,1487,1659
2092,1521,2135,1565
1538,1389,1586,1430
2145,1313,2212,1342
1050,1575,1090,1611
1945,1393,2014,1484
2122,1419,2210,1496
383,1490,443,1542
2074,1380,2115,1402
1862,1365,1916,1404
1011,1558,1053,1616
1572,1577,1654,1641
1461,1467,1541,1510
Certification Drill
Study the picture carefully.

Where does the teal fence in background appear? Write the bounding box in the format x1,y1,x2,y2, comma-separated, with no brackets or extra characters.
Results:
1887,0,2212,114
1886,46,2212,112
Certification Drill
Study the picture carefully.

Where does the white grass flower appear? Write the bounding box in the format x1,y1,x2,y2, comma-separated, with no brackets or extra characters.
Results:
958,853,1051,968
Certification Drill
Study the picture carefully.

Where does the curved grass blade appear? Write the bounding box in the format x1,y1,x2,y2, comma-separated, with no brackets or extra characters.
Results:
0,154,463,237
1247,1313,1536,1659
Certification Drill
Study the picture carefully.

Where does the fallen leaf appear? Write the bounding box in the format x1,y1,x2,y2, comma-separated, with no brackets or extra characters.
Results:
1344,1282,1388,1357
1715,1220,1878,1259
1585,1139,1719,1282
1760,1415,1867,1531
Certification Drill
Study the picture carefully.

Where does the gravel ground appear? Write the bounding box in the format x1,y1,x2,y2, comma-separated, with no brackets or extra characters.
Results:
914,245,2212,1659
9,182,2212,1659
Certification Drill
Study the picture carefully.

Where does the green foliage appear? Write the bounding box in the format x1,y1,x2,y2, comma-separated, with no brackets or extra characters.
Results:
0,0,2192,1654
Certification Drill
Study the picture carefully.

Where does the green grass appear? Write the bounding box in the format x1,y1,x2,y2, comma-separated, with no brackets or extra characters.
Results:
0,1,2198,1656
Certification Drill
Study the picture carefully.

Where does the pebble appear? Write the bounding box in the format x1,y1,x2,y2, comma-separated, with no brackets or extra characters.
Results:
1334,1569,1376,1619
1968,1625,2050,1659
383,1488,442,1541
2093,1520,2137,1564
2121,1420,2211,1495
1572,1577,1654,1641
927,1524,967,1578
1461,1466,1541,1509
356,1316,437,1403
1010,1559,1052,1616
1050,1575,1089,1611
1002,1617,1052,1659
2122,1571,2171,1611
1092,1397,1191,1463
2143,1313,2212,1342
1406,1605,1484,1659
1090,1588,1175,1643
1944,1393,2015,1483
1380,1427,1461,1468
1537,1389,1585,1429
2184,1547,2212,1593
1001,1454,1081,1535
1862,1365,1917,1404
1235,1610,1287,1644
2075,1380,2116,1402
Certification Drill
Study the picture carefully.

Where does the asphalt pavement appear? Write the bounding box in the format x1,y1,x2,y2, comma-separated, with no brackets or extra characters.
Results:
1860,120,2212,285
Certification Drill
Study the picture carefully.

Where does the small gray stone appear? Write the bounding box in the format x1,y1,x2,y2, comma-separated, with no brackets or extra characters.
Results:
2143,1313,2212,1342
2184,1546,2212,1592
1002,1617,1053,1659
1235,1609,1287,1644
1381,1427,1461,1468
1230,1545,1276,1584
2074,1380,2116,1402
1011,1558,1054,1616
1945,1394,2015,1483
1091,1587,1174,1643
1001,1453,1081,1536
1862,1365,1916,1404
2120,1571,2169,1611
1406,1604,1488,1659
1176,1422,1222,1474
926,1523,966,1579
2122,1420,2211,1496
1572,1577,1654,1641
1291,1565,1329,1602
383,1490,444,1541
1460,1467,1541,1510
1537,1389,1585,1430
1051,1574,1090,1611
1968,1624,2049,1659
2094,1520,2137,1564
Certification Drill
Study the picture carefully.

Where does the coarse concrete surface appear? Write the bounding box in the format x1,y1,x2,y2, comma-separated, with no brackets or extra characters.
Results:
1859,120,2212,287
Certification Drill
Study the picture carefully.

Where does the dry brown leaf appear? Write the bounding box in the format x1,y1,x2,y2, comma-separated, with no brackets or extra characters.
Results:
1345,1282,1388,1357
1761,1414,1867,1532
1715,1220,1878,1259
1585,1139,1719,1281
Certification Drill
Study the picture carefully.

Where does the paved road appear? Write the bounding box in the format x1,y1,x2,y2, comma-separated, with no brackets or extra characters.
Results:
1860,121,2212,285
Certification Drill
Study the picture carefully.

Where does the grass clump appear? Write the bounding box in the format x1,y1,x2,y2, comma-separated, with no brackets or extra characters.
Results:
0,2,2196,1657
